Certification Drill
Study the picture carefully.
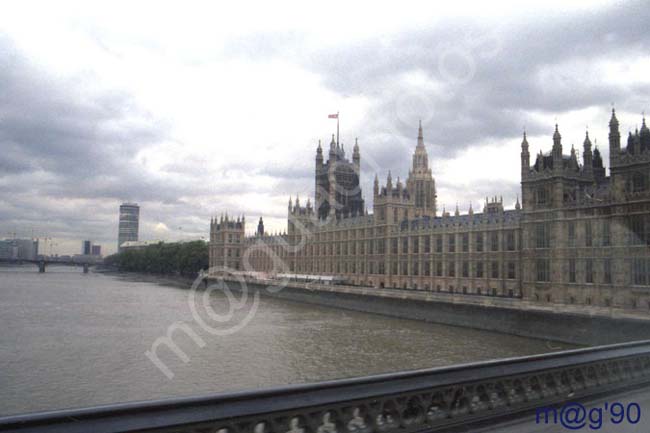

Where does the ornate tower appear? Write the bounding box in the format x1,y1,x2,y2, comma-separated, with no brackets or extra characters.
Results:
406,121,437,217
609,108,620,165
315,140,324,214
257,217,264,236
583,131,593,176
521,131,530,180
353,138,360,177
208,214,245,273
315,132,364,220
552,124,563,169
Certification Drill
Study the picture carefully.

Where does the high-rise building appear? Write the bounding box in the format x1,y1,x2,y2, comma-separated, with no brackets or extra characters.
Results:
118,203,140,253
82,240,92,255
91,245,102,256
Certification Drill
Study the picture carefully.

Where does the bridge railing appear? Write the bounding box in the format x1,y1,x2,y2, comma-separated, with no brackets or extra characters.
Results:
2,340,650,433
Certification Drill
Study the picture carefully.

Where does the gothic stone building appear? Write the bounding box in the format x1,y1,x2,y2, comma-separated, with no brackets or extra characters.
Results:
210,110,650,311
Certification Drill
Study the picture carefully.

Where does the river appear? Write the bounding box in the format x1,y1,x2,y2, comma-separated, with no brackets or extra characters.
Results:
0,264,574,416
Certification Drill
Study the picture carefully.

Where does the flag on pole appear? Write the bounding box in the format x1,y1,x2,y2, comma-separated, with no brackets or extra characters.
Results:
328,113,338,119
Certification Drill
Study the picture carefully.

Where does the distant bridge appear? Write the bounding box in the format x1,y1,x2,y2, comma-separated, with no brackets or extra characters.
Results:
1,340,650,432
0,258,99,273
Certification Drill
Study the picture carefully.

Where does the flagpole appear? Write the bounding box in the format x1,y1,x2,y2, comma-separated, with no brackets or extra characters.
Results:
337,111,340,147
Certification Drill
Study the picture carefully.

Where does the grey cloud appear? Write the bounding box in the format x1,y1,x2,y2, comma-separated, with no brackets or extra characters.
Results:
298,1,650,158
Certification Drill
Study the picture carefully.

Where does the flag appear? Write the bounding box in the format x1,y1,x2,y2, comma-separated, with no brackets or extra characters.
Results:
328,113,338,119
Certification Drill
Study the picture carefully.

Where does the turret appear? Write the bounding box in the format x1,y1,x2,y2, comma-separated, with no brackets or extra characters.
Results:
256,217,264,236
583,131,593,175
515,195,521,210
640,115,650,152
353,137,360,174
521,131,530,179
609,108,620,163
316,140,323,165
552,124,563,167
329,134,336,158
386,171,393,192
569,144,578,170
593,146,606,184
373,174,379,196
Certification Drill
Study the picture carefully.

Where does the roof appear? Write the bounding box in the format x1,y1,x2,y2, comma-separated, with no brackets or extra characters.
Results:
400,209,521,231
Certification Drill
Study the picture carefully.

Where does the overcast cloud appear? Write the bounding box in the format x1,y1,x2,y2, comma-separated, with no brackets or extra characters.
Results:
1,0,649,255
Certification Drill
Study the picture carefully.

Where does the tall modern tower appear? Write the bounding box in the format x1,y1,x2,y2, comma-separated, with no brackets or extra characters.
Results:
118,203,140,252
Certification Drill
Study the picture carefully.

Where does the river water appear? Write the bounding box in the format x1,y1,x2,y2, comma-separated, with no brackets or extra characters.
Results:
0,264,574,416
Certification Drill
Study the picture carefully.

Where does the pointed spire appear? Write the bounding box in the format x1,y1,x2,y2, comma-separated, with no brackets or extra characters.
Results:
609,107,619,128
317,139,322,153
454,202,459,216
468,202,474,216
417,119,424,148
288,196,292,209
521,130,529,149
329,134,336,152
553,123,561,141
373,174,379,195
354,137,359,152
515,195,521,210
552,123,562,162
386,170,393,190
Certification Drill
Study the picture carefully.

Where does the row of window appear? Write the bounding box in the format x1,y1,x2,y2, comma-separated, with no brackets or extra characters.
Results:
288,260,518,279
534,217,650,248
268,231,519,256
535,258,649,286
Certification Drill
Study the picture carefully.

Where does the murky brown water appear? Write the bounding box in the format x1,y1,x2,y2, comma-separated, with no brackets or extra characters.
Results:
0,264,574,416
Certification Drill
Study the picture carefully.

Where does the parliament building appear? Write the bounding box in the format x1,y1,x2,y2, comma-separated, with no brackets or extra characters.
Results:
209,109,650,311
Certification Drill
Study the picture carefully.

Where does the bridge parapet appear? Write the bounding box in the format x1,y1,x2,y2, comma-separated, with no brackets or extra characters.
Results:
2,340,650,433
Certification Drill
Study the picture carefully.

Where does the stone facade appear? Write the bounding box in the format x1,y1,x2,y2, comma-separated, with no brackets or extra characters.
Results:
210,110,650,312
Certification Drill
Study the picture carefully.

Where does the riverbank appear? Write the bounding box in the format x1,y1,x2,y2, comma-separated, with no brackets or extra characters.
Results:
93,266,198,290
217,276,650,346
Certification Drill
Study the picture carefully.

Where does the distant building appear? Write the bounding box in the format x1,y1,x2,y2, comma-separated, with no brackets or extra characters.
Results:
0,240,14,259
82,240,92,255
91,245,101,256
118,203,140,252
0,238,38,260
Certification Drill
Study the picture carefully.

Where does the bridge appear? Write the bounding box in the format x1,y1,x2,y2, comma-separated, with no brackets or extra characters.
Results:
0,258,99,273
1,340,649,433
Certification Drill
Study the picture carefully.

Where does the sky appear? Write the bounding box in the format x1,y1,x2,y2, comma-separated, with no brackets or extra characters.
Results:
1,0,649,255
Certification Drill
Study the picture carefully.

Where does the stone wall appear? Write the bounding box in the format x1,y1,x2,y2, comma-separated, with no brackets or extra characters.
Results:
234,280,650,346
